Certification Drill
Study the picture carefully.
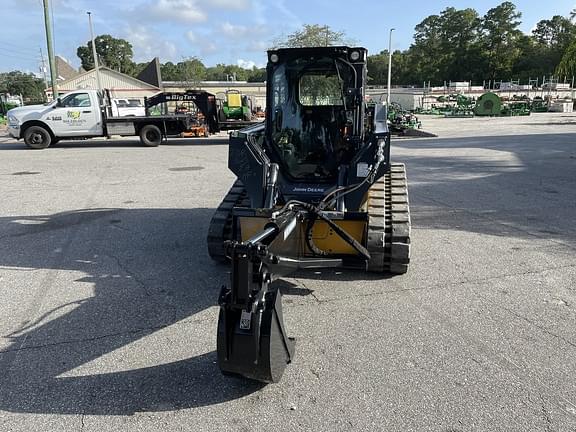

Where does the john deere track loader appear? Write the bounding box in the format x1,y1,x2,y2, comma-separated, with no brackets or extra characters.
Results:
207,46,411,383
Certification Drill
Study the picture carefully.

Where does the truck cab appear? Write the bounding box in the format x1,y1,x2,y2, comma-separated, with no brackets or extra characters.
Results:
7,90,104,148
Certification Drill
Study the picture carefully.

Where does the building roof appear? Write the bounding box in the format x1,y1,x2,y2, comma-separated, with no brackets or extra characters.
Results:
55,56,79,81
137,57,163,89
48,67,161,93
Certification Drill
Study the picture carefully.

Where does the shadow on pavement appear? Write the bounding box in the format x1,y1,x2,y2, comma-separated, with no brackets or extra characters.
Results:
0,208,262,415
394,132,576,245
1,132,575,415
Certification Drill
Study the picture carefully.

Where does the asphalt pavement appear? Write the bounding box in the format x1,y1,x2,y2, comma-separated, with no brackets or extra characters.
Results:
0,115,575,431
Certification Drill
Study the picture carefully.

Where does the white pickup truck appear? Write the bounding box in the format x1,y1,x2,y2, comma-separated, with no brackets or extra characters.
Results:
7,89,196,149
111,98,146,117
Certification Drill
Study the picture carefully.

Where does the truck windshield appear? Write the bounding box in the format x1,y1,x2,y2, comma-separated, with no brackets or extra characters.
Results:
269,58,355,182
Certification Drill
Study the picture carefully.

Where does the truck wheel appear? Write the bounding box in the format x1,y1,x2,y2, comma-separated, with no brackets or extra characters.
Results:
139,124,162,147
24,126,52,149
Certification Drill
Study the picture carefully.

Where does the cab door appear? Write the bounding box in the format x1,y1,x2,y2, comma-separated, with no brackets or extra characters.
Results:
48,92,100,136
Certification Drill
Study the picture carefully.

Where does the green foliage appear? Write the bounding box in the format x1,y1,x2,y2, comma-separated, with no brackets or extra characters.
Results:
160,57,206,83
273,24,350,48
557,39,576,77
299,73,343,105
205,64,248,81
482,2,523,79
0,71,46,100
367,2,576,86
77,35,134,74
246,67,267,83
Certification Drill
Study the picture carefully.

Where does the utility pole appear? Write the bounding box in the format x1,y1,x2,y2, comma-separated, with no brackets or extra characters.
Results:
87,11,102,92
39,47,49,100
42,0,58,100
386,28,395,106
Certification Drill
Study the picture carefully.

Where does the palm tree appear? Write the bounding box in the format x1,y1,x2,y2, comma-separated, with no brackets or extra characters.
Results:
570,8,576,22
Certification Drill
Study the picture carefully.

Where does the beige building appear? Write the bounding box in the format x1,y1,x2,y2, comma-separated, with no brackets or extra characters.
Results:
47,67,160,100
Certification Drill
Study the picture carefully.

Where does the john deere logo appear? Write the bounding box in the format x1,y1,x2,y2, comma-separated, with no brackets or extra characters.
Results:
67,111,81,120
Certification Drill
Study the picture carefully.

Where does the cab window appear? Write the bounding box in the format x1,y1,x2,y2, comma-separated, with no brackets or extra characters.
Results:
61,93,91,108
299,73,343,106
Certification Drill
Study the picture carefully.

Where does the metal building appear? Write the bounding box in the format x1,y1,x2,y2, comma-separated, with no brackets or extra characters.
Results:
46,67,160,100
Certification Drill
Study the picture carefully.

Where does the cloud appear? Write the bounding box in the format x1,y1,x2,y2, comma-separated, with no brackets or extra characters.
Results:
124,25,179,62
186,30,197,43
236,58,265,69
220,22,250,37
133,0,252,24
182,30,218,57
207,0,251,10
237,59,256,69
147,0,207,23
246,40,269,52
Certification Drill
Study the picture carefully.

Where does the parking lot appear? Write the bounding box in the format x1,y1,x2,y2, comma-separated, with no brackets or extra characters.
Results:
1,113,576,431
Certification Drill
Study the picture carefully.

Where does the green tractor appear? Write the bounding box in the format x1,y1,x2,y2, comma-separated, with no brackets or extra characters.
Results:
218,90,254,122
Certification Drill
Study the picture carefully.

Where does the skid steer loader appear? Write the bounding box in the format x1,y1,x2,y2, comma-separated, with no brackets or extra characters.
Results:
207,46,411,383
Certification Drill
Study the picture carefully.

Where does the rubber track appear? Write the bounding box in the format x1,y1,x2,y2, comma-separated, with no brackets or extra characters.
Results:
366,163,411,274
207,180,248,262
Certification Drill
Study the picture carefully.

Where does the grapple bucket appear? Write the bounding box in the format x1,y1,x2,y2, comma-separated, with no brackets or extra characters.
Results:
217,287,295,383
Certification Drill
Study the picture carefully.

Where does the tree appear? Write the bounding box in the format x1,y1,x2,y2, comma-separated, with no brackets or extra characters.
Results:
206,64,249,81
557,39,576,77
512,34,550,80
533,15,575,47
367,50,389,84
273,24,350,48
160,58,206,84
177,57,207,85
531,15,576,74
438,8,483,81
481,2,523,80
247,67,266,82
77,35,134,74
0,71,46,101
408,14,445,83
404,7,483,84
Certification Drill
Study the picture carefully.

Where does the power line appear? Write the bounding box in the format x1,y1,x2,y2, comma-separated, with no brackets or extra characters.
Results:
0,45,39,58
0,50,40,62
2,41,31,49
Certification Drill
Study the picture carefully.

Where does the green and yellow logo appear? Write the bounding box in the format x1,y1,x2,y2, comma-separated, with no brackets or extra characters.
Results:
67,110,81,120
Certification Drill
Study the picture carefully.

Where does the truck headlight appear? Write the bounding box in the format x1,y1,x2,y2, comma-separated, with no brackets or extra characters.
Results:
8,115,20,126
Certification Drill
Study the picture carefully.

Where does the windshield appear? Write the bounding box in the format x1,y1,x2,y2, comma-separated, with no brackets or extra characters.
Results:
269,58,355,182
299,73,343,106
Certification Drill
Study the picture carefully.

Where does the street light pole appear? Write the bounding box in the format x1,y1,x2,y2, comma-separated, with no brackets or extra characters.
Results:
87,11,102,93
387,28,395,106
42,0,58,100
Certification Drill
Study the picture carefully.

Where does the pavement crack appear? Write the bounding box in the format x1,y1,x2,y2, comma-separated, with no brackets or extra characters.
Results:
106,253,153,297
540,396,553,432
477,294,576,349
0,315,211,354
0,324,169,354
293,278,321,304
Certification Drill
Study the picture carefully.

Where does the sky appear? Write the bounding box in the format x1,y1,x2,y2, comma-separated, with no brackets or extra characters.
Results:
1,0,575,75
